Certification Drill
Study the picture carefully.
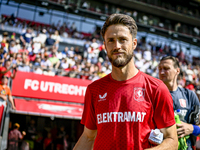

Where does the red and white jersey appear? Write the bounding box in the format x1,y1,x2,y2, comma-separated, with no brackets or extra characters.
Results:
81,71,175,150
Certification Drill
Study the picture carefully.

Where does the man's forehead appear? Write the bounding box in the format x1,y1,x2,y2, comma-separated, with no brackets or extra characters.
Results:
161,59,173,63
107,31,127,36
159,60,174,66
105,25,130,35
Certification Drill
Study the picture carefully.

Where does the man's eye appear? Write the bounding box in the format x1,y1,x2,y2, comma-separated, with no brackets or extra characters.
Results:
121,39,126,42
163,68,169,70
108,39,113,42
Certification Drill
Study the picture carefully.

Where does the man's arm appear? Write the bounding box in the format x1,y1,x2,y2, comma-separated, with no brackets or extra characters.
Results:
19,131,26,140
8,95,16,110
55,60,60,69
11,66,17,79
145,124,178,150
73,126,97,150
0,94,7,101
0,67,11,74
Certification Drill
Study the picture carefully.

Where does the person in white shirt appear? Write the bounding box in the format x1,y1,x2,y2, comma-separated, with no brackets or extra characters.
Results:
143,47,152,61
32,33,42,54
39,29,47,44
17,58,31,72
33,66,43,74
51,30,60,50
41,55,52,69
9,41,18,54
60,58,69,69
134,47,142,61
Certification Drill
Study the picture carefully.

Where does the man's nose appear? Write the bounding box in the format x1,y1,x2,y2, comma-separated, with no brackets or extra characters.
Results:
114,40,121,49
159,69,165,74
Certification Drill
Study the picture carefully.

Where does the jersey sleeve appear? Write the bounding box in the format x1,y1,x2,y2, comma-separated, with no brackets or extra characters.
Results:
6,87,11,96
18,130,23,139
153,82,175,129
81,86,97,130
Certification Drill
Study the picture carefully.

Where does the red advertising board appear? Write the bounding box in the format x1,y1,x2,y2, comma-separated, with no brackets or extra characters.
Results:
12,71,92,103
14,99,83,119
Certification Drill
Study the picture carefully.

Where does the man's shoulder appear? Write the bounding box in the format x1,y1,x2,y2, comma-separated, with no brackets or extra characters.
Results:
178,87,195,95
5,85,11,90
10,129,19,134
178,87,199,103
88,74,110,88
140,71,163,86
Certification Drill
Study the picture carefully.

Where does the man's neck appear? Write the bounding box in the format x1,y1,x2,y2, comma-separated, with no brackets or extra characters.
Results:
166,82,178,92
111,59,139,81
2,84,6,87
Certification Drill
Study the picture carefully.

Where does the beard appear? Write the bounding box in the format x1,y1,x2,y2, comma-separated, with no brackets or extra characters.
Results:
108,50,133,68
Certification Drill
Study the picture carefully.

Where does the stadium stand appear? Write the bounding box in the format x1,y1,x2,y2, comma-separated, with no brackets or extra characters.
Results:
0,0,200,149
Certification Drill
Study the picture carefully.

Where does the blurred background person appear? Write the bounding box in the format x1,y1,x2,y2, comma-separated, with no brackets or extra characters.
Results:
8,123,26,150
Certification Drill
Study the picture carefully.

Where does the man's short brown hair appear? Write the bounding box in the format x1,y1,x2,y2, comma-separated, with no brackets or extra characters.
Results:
101,14,138,40
160,56,180,68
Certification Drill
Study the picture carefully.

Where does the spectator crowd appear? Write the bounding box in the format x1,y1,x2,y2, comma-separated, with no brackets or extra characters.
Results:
0,15,200,99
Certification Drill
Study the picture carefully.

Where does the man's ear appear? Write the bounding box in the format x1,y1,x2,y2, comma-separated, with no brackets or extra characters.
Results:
132,38,137,50
177,67,180,75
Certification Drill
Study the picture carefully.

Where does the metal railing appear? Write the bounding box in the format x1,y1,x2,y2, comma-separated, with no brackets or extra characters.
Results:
0,100,11,150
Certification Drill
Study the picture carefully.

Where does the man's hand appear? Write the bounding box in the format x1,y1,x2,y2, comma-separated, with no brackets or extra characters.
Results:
0,95,7,101
176,121,194,138
12,105,16,110
22,131,26,136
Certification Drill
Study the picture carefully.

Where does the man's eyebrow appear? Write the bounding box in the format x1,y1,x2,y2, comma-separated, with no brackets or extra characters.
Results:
106,37,114,40
106,36,127,39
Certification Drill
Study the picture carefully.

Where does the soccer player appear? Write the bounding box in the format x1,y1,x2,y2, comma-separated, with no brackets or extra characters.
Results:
73,14,178,150
158,56,200,150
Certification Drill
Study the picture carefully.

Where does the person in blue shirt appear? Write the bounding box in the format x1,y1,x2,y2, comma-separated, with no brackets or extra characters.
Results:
45,33,55,48
20,28,33,46
0,47,7,60
158,56,200,150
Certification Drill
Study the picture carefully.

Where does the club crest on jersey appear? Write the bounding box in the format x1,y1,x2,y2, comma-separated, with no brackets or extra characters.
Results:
179,99,187,108
133,87,145,102
0,89,6,95
98,93,107,102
